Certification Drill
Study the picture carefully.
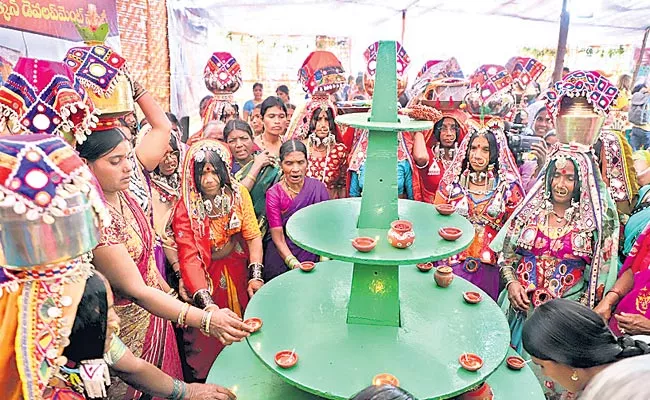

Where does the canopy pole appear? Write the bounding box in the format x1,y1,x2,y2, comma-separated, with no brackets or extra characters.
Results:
401,9,406,45
552,0,570,82
632,27,650,85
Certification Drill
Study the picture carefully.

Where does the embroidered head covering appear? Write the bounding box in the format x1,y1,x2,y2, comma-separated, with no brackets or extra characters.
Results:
202,52,242,127
0,135,108,400
546,71,619,147
506,57,546,91
407,58,465,107
545,70,619,120
298,51,345,95
490,144,619,308
0,58,97,145
598,130,639,204
179,139,233,227
287,51,345,141
363,41,410,97
63,44,129,100
463,64,516,121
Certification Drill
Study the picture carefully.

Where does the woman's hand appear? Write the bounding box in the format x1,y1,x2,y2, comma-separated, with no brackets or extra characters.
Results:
594,301,614,322
178,278,192,303
253,150,274,170
186,383,236,399
614,312,650,335
507,282,531,312
247,280,264,297
208,307,252,345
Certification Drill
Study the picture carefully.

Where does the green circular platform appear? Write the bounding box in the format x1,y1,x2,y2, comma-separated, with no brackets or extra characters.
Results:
208,341,544,400
243,261,511,400
336,112,433,132
286,198,474,265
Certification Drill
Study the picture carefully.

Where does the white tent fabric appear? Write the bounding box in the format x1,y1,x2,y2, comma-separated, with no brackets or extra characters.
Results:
167,0,650,117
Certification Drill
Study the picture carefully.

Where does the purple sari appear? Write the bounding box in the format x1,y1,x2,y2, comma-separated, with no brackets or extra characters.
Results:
264,177,329,281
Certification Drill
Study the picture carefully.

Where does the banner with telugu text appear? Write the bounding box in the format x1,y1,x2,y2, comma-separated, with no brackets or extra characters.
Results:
0,0,119,41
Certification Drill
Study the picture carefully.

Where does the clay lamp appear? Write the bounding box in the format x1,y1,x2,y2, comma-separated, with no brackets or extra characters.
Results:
243,317,263,333
435,204,456,215
300,261,315,272
416,262,434,272
506,356,526,370
439,227,462,241
275,350,298,368
372,373,399,387
459,353,483,372
352,236,378,252
463,291,482,304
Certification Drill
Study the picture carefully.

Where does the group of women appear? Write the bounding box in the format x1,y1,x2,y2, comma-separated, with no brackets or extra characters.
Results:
2,41,650,400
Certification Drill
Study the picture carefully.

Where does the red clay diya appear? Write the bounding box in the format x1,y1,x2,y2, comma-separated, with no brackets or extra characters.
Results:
434,266,454,287
459,382,494,399
435,204,456,216
417,262,434,272
387,220,415,249
439,227,462,241
351,237,378,252
463,291,482,304
243,317,263,332
506,356,526,370
299,261,315,272
459,353,483,372
275,350,298,368
372,373,399,387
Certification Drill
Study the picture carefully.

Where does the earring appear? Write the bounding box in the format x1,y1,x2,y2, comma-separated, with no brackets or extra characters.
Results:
571,370,579,381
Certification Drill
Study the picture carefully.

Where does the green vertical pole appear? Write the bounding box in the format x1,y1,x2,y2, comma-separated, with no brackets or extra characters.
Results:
347,41,401,327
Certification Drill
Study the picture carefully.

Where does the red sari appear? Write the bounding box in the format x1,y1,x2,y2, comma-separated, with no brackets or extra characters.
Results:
98,191,182,400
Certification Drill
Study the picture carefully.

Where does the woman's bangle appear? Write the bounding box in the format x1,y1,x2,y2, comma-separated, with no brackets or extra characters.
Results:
606,289,623,303
246,173,257,182
132,80,147,102
193,289,214,309
201,310,213,336
166,379,186,400
177,303,190,327
248,262,264,282
284,255,298,268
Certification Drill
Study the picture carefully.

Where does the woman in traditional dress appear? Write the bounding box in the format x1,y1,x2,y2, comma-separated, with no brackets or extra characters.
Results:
594,221,650,337
254,96,287,158
412,109,468,203
305,105,348,199
78,129,251,397
173,139,264,381
225,119,280,242
150,129,188,297
264,140,329,280
47,272,236,400
434,65,525,301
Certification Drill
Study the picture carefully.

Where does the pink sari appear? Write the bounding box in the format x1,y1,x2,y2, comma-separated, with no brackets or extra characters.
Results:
98,191,182,400
610,222,650,335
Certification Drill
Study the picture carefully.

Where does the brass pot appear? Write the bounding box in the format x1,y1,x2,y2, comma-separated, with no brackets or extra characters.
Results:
555,97,604,146
0,191,99,267
87,74,134,117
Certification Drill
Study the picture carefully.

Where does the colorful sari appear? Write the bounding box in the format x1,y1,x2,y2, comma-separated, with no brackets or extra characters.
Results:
610,221,650,335
173,139,261,380
98,191,182,399
307,142,348,199
264,177,329,281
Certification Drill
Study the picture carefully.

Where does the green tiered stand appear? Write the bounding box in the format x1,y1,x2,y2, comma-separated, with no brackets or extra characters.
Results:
207,41,545,400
